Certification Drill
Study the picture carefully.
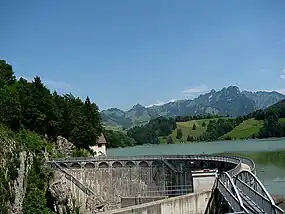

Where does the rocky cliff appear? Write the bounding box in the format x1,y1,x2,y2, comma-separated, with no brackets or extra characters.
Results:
0,127,78,214
0,127,34,214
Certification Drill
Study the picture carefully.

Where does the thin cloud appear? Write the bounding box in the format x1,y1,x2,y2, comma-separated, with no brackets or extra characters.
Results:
181,85,209,97
145,99,177,108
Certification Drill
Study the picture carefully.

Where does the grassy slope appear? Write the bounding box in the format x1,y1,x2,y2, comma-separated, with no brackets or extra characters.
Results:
222,118,264,140
159,118,226,143
106,117,285,144
279,118,285,124
222,118,285,140
103,124,127,134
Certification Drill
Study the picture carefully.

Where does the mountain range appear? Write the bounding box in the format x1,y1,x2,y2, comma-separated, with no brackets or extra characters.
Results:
101,86,285,129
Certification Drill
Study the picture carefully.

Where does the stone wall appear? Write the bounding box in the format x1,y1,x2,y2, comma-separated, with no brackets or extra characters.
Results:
61,167,167,212
56,167,218,213
100,191,212,214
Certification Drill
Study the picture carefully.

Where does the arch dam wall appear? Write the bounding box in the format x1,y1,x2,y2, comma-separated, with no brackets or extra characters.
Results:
48,155,240,213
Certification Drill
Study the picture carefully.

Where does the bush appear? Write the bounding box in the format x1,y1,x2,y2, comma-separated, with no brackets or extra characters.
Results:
224,136,232,140
72,148,91,157
176,128,182,139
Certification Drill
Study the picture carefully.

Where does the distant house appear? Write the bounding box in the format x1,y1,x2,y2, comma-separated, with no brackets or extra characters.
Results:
89,133,107,156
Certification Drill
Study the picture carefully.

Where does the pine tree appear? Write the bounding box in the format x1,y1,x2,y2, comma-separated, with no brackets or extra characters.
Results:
167,136,173,144
187,135,191,142
176,128,182,139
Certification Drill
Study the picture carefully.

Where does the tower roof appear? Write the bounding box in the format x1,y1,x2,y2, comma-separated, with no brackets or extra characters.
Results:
97,133,107,144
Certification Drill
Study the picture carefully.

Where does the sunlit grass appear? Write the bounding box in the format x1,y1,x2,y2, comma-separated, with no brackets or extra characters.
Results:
222,118,264,140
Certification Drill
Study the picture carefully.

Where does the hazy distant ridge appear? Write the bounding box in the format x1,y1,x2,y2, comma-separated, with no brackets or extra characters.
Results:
101,86,285,128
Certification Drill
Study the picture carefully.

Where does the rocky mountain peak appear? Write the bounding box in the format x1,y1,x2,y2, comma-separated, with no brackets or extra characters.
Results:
129,104,146,111
219,85,240,96
101,86,285,128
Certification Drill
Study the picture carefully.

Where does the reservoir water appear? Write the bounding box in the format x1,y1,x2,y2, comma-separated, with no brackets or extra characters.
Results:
107,139,285,196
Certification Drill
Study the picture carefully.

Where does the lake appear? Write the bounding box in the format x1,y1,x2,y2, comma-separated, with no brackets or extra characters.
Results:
107,139,285,196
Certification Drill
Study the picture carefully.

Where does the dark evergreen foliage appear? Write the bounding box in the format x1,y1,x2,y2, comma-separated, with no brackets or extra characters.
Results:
127,117,176,145
176,128,182,139
104,129,135,148
198,118,243,141
0,60,102,147
175,114,222,122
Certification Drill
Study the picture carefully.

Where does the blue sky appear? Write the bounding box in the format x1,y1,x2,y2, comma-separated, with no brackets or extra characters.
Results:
1,0,285,110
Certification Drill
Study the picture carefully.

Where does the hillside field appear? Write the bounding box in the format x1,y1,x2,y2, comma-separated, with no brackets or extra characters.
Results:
159,117,228,143
103,124,127,133
221,118,264,140
221,118,285,140
106,117,285,144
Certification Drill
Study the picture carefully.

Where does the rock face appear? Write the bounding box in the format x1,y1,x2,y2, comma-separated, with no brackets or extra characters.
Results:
12,151,33,214
49,172,76,214
56,136,75,155
49,170,107,214
0,132,34,214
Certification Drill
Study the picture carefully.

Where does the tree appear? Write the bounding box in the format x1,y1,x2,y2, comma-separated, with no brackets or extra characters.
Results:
127,117,177,145
254,110,265,120
104,129,135,148
187,135,194,142
0,60,16,87
187,135,190,142
258,112,281,138
176,128,182,139
202,122,206,127
192,123,196,130
0,87,21,131
167,136,173,144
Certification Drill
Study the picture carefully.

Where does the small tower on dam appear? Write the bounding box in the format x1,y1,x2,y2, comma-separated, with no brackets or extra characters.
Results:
89,133,107,156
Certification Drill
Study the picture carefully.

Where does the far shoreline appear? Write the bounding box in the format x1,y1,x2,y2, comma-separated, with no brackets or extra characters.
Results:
108,137,285,150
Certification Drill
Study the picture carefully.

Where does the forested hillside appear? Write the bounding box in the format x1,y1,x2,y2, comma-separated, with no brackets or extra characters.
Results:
248,99,285,138
126,101,285,144
0,60,103,148
0,59,132,213
127,117,177,145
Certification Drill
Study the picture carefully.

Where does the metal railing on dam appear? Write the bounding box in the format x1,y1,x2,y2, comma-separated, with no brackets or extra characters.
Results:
49,154,283,214
48,154,244,169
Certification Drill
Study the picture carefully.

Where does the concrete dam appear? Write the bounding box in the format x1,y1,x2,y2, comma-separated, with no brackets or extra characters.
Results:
48,155,284,214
